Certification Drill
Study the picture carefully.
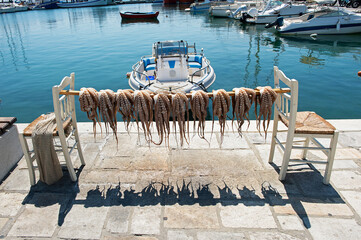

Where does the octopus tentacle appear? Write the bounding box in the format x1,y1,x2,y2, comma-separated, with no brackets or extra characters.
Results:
171,92,189,147
190,90,209,140
79,87,101,138
153,93,172,146
212,89,230,146
115,89,134,133
98,89,118,142
133,90,153,143
255,86,277,138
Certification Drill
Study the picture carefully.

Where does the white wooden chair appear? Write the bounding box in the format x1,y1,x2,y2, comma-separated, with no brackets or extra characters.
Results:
19,73,85,186
269,66,339,185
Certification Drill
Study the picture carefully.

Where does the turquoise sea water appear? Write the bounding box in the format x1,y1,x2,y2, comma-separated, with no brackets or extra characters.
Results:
1,4,361,123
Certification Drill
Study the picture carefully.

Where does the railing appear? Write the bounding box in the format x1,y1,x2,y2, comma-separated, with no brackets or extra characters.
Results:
189,58,211,83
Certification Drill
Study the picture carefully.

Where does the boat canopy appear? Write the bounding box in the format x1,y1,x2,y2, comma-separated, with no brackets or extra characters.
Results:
152,40,188,58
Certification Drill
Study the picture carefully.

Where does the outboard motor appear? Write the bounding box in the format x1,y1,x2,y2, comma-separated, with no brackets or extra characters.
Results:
239,7,257,23
265,17,284,29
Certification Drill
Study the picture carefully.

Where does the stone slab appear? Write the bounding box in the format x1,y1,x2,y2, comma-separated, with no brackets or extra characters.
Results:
0,192,25,217
167,230,194,240
277,215,304,230
249,232,305,240
83,170,138,184
0,218,8,231
171,149,262,177
214,133,249,149
306,217,361,240
164,204,219,229
340,191,361,217
313,160,359,170
7,204,59,237
130,206,161,235
338,131,361,148
219,203,277,228
331,171,361,190
102,236,159,240
197,231,246,240
105,206,130,234
0,169,31,191
57,204,109,239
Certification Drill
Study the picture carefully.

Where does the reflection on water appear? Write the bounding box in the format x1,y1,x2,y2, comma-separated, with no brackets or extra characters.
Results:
121,18,159,25
0,14,29,72
1,5,361,122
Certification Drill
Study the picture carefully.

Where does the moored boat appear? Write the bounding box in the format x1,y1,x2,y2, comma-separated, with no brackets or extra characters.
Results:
120,11,159,19
270,7,361,35
129,40,216,93
56,0,108,8
32,0,58,9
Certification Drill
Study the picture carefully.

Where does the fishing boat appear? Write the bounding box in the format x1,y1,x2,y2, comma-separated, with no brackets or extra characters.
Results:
120,11,159,19
56,0,108,8
239,1,308,24
0,3,28,13
268,7,361,35
32,0,58,9
129,40,216,93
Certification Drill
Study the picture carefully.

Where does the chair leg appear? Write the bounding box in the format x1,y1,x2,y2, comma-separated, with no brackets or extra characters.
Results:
269,114,280,163
279,130,295,181
59,135,77,182
323,131,339,185
302,137,310,160
18,134,36,186
74,129,85,166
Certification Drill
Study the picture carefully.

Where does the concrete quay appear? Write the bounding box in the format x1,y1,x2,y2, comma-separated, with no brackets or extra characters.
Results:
1,119,361,239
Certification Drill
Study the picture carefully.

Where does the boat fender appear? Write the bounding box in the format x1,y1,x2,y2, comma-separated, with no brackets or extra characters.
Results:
358,71,361,77
336,19,341,31
240,12,252,23
265,17,284,29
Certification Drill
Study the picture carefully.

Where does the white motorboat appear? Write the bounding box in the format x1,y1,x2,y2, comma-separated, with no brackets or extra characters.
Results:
239,0,308,24
0,3,28,13
209,0,247,17
188,0,214,12
129,40,216,93
270,7,361,35
57,0,108,8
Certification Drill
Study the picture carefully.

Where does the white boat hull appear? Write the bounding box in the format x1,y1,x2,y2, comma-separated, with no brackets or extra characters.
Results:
57,0,108,8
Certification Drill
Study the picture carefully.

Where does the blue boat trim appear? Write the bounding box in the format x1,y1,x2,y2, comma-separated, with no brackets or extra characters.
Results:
280,23,361,33
168,60,175,68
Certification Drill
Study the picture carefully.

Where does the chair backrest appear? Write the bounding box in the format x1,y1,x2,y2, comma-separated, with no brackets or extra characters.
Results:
273,66,299,126
52,73,78,136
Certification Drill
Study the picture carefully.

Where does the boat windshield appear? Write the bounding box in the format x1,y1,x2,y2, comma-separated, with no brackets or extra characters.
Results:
154,41,188,57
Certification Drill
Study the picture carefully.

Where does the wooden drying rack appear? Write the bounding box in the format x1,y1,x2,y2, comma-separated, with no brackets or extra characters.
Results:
60,88,290,97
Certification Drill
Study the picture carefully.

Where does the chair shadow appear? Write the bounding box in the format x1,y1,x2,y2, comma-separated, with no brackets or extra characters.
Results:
21,164,343,229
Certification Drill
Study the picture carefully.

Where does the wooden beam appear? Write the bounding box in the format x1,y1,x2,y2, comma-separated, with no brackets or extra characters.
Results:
60,88,290,97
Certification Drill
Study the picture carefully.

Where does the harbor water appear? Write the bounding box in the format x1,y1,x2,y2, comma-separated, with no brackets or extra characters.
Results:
1,4,361,123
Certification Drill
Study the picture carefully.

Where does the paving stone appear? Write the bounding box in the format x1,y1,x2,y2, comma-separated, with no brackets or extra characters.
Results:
0,192,25,217
254,144,284,170
214,133,249,149
186,133,220,149
331,171,361,190
306,217,361,240
100,134,141,158
310,148,361,160
246,132,272,144
171,149,262,177
338,131,361,148
255,171,301,195
105,206,130,234
130,206,161,235
100,147,169,171
167,230,194,240
0,218,8,231
300,201,353,217
57,204,109,239
277,215,305,230
313,160,359,170
0,169,31,191
197,231,246,240
83,170,138,184
340,191,361,217
249,232,305,240
7,204,59,237
164,204,219,229
102,236,159,240
219,203,277,228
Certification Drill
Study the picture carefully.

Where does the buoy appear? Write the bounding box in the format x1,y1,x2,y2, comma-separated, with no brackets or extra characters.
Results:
358,71,361,77
126,72,131,78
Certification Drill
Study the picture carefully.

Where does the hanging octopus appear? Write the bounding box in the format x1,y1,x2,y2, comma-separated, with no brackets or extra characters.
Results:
133,90,154,143
114,89,134,133
255,86,278,137
190,90,209,140
171,92,189,147
98,89,117,141
153,92,172,146
79,87,101,138
232,87,256,136
212,89,231,145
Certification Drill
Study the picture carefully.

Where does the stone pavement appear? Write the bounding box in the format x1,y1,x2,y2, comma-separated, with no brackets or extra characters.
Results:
1,119,361,239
